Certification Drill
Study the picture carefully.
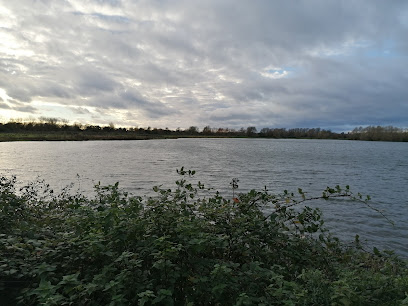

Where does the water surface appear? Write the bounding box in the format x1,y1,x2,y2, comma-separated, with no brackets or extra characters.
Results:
1,138,407,257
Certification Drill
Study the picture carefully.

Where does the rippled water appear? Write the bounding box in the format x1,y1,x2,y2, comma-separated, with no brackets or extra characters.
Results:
1,138,407,257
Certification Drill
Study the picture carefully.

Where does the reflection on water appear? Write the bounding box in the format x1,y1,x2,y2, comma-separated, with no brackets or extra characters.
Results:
1,138,407,257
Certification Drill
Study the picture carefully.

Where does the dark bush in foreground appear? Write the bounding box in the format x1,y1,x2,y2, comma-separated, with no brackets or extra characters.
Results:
1,170,407,305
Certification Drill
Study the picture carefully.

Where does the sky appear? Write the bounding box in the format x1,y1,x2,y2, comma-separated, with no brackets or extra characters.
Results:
0,0,407,131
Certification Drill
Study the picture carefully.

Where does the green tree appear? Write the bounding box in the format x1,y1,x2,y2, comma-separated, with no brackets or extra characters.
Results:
187,126,199,135
202,125,213,135
246,126,257,137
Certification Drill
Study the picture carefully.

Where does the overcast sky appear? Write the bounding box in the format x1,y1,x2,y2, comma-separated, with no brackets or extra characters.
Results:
0,0,407,131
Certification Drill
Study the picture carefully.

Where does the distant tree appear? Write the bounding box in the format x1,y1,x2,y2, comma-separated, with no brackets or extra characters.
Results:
73,123,84,131
9,118,23,123
103,125,114,132
85,125,102,132
39,117,59,125
216,128,228,135
202,125,213,135
246,126,257,137
259,128,271,137
187,126,199,135
348,125,408,141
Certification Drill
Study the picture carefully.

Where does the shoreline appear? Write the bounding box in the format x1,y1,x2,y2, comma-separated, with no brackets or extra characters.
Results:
1,132,407,142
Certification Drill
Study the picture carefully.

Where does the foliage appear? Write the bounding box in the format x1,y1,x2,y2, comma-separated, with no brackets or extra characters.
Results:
1,169,407,305
1,118,407,142
349,125,408,141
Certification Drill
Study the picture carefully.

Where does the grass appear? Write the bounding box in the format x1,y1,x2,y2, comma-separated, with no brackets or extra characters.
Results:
0,132,179,142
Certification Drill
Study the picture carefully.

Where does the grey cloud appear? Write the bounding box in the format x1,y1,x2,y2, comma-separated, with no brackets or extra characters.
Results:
78,86,180,119
3,98,38,113
0,0,407,129
70,107,92,115
74,67,118,94
0,102,11,109
119,89,180,118
4,86,33,103
13,105,38,113
209,112,256,123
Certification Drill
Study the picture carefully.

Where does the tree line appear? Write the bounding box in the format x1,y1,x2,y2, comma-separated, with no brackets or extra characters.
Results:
0,117,407,141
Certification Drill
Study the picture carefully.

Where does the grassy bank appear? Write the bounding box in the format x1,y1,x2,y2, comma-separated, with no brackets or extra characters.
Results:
0,132,238,142
1,169,407,305
0,132,180,142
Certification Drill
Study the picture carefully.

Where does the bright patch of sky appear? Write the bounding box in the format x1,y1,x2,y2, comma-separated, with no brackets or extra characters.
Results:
362,40,397,58
0,88,11,102
261,67,294,79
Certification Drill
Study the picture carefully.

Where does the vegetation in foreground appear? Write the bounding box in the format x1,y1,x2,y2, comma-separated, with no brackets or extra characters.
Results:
1,117,408,142
1,169,408,305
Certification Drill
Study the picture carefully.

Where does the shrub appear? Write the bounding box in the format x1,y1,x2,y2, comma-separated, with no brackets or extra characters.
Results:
1,169,407,305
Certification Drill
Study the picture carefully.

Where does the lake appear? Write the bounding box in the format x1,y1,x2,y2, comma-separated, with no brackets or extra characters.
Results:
1,138,407,257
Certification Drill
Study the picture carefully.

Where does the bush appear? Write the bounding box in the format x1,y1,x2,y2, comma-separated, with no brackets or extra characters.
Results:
1,169,407,305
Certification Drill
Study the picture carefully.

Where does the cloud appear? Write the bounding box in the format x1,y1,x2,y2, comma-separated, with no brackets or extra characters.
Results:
0,102,11,109
13,105,38,113
0,0,407,130
118,88,180,118
70,106,92,115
